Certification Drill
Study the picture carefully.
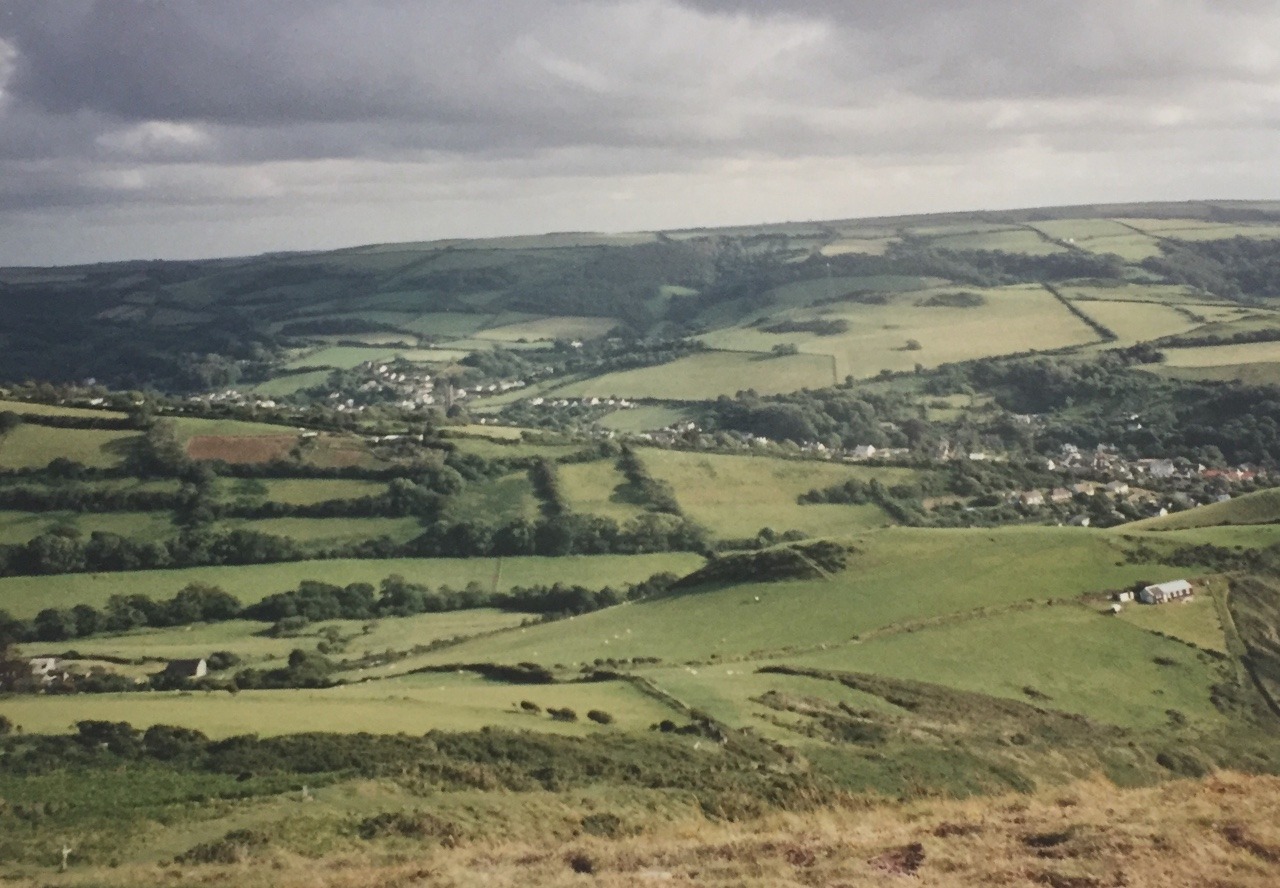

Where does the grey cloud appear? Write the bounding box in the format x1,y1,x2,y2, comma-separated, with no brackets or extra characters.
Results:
1,0,1279,265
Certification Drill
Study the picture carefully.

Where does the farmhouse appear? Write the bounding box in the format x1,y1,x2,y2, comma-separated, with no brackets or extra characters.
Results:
1018,490,1045,507
1138,579,1193,605
29,656,62,684
163,658,208,680
1049,487,1074,504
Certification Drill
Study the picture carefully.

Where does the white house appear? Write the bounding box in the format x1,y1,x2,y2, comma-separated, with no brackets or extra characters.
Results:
850,445,877,460
1138,579,1193,605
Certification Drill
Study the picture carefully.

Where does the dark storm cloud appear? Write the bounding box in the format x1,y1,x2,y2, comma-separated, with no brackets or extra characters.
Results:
1,0,1278,264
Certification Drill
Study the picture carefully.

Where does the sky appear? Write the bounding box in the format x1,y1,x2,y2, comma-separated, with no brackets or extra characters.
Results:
3,0,1280,266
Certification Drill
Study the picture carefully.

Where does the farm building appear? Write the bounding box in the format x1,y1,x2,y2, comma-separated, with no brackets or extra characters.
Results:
1018,490,1045,507
1049,488,1074,504
163,658,208,680
1138,580,1193,605
1114,590,1135,603
29,657,63,684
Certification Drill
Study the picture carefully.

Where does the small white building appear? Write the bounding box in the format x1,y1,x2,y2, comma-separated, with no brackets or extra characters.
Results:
850,445,877,460
1114,590,1135,603
1138,579,1193,605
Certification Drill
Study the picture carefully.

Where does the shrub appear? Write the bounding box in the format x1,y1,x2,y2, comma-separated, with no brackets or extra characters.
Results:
586,709,614,725
547,707,578,722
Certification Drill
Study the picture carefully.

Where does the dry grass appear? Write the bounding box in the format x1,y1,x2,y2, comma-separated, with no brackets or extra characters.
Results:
33,771,1280,887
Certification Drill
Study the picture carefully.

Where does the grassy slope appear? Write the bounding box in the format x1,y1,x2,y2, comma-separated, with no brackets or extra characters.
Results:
0,672,677,738
638,449,909,539
0,425,140,469
550,350,836,400
1128,488,1280,530
417,527,1200,668
783,603,1230,729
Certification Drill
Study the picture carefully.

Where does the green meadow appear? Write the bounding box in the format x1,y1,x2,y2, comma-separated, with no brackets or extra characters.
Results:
0,552,706,617
414,526,1197,668
637,449,911,539
0,424,139,469
551,350,836,400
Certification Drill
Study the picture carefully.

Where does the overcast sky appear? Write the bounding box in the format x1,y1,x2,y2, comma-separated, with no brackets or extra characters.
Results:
3,0,1280,266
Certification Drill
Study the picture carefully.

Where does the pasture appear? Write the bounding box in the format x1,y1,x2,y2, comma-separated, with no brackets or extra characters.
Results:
219,516,425,545
1160,341,1280,368
0,510,175,545
1147,362,1280,386
1068,299,1199,347
62,609,529,666
0,399,127,419
1127,488,1280,530
636,449,909,539
557,460,649,522
597,405,689,433
439,472,541,524
0,672,676,739
472,315,617,342
248,370,331,397
785,603,1231,730
550,350,836,400
1115,590,1227,653
0,424,139,469
0,552,705,618
698,284,1099,380
283,346,400,370
215,477,388,505
924,228,1065,255
418,526,1196,668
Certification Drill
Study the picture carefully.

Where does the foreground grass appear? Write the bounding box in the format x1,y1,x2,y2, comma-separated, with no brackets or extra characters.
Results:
18,772,1280,887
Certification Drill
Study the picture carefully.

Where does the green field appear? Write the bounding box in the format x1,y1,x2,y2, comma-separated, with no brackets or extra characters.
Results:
0,672,677,738
1069,299,1199,347
597,405,689,433
784,603,1230,730
1146,362,1280,386
216,477,388,505
1160,341,1280,368
473,315,617,342
439,471,540,524
926,228,1065,255
1115,590,1227,653
557,460,649,522
0,398,127,419
551,350,836,400
221,516,425,545
0,552,705,618
637,449,910,539
418,526,1193,668
283,346,399,370
698,284,1098,380
62,609,529,666
248,369,332,397
0,510,175,545
1128,488,1280,530
0,424,139,469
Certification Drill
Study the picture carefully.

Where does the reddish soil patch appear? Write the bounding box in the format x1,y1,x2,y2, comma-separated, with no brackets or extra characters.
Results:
186,435,298,464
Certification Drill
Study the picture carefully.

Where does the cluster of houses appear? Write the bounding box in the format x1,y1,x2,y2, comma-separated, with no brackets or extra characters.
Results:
192,389,280,410
1047,443,1261,486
